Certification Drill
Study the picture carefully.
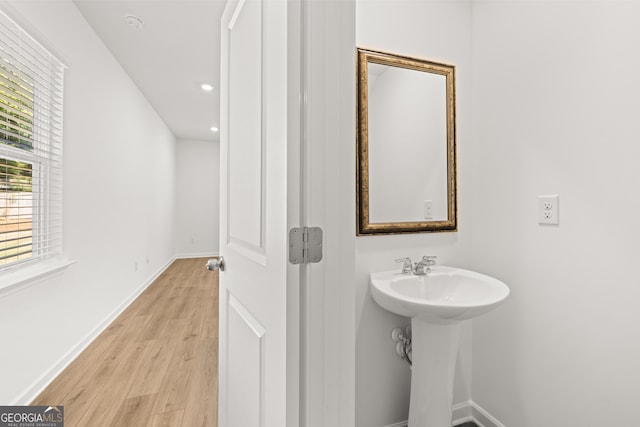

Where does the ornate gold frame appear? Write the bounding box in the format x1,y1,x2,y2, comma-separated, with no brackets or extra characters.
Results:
356,48,457,235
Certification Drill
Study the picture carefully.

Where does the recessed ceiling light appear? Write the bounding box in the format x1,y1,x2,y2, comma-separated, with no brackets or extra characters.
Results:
210,126,219,132
201,83,214,92
124,14,144,29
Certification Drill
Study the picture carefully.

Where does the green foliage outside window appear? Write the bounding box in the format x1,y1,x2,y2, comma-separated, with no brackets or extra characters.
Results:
0,61,33,264
0,158,31,192
0,62,34,152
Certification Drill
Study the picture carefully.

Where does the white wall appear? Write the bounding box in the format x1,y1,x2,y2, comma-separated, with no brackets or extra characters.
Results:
0,0,176,404
175,139,219,257
470,1,640,425
355,2,473,425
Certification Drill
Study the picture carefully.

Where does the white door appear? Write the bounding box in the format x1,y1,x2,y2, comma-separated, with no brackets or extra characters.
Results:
216,0,298,426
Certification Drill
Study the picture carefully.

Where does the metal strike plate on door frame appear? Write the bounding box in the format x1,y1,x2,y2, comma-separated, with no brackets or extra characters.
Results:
289,227,323,264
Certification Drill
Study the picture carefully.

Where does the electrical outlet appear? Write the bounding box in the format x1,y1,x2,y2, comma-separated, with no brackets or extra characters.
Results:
424,200,433,220
538,195,559,225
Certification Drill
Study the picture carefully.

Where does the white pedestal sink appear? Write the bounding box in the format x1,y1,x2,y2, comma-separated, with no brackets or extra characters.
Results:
370,266,509,427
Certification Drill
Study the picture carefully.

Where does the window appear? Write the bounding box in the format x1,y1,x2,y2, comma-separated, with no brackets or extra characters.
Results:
0,9,64,271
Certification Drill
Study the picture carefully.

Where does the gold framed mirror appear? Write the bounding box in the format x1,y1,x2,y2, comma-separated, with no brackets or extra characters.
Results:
356,48,457,235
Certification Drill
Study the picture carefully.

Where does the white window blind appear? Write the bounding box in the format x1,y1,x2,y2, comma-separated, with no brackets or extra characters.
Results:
0,9,64,270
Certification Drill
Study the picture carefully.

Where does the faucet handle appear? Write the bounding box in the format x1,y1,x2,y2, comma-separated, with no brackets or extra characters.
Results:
422,256,437,266
395,257,413,274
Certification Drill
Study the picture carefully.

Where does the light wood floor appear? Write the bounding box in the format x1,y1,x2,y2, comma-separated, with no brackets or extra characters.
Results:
33,258,218,427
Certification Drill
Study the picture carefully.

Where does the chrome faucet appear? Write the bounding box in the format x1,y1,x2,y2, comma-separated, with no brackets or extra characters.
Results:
395,257,414,274
396,256,437,275
414,256,437,275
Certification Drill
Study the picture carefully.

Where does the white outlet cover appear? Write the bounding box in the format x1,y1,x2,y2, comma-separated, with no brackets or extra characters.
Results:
424,200,433,220
538,195,559,225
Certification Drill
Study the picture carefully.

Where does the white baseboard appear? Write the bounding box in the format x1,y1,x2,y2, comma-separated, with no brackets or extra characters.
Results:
452,400,474,425
15,256,176,405
469,401,505,427
175,251,219,259
383,400,504,427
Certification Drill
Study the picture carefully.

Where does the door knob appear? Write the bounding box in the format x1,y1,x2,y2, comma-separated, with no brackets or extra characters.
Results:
206,257,225,272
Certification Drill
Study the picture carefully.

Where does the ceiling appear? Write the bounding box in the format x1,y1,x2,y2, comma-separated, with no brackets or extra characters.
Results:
73,0,227,142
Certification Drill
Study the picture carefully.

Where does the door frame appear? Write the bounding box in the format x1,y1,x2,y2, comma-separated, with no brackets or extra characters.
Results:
297,0,356,426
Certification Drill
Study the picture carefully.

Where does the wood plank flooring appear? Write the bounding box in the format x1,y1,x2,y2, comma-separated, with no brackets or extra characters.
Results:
32,258,218,427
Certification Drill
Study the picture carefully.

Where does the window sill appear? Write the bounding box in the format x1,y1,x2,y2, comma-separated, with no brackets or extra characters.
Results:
0,259,77,296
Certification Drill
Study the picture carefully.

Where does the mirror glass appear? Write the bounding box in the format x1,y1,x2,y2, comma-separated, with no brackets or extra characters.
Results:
357,48,457,235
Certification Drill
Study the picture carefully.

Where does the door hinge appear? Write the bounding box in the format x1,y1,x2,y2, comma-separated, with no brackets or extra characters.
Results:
289,227,323,264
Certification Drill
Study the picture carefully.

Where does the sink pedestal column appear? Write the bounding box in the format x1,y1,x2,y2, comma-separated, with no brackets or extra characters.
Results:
408,320,461,427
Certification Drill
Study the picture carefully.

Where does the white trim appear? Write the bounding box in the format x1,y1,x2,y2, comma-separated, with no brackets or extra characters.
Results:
452,400,474,426
470,401,505,427
0,259,76,297
286,0,302,425
0,1,68,67
384,400,505,427
175,251,219,259
301,0,356,425
13,256,176,405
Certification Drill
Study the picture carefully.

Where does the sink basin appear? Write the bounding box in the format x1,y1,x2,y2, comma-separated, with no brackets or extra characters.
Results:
370,266,510,324
370,265,509,426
